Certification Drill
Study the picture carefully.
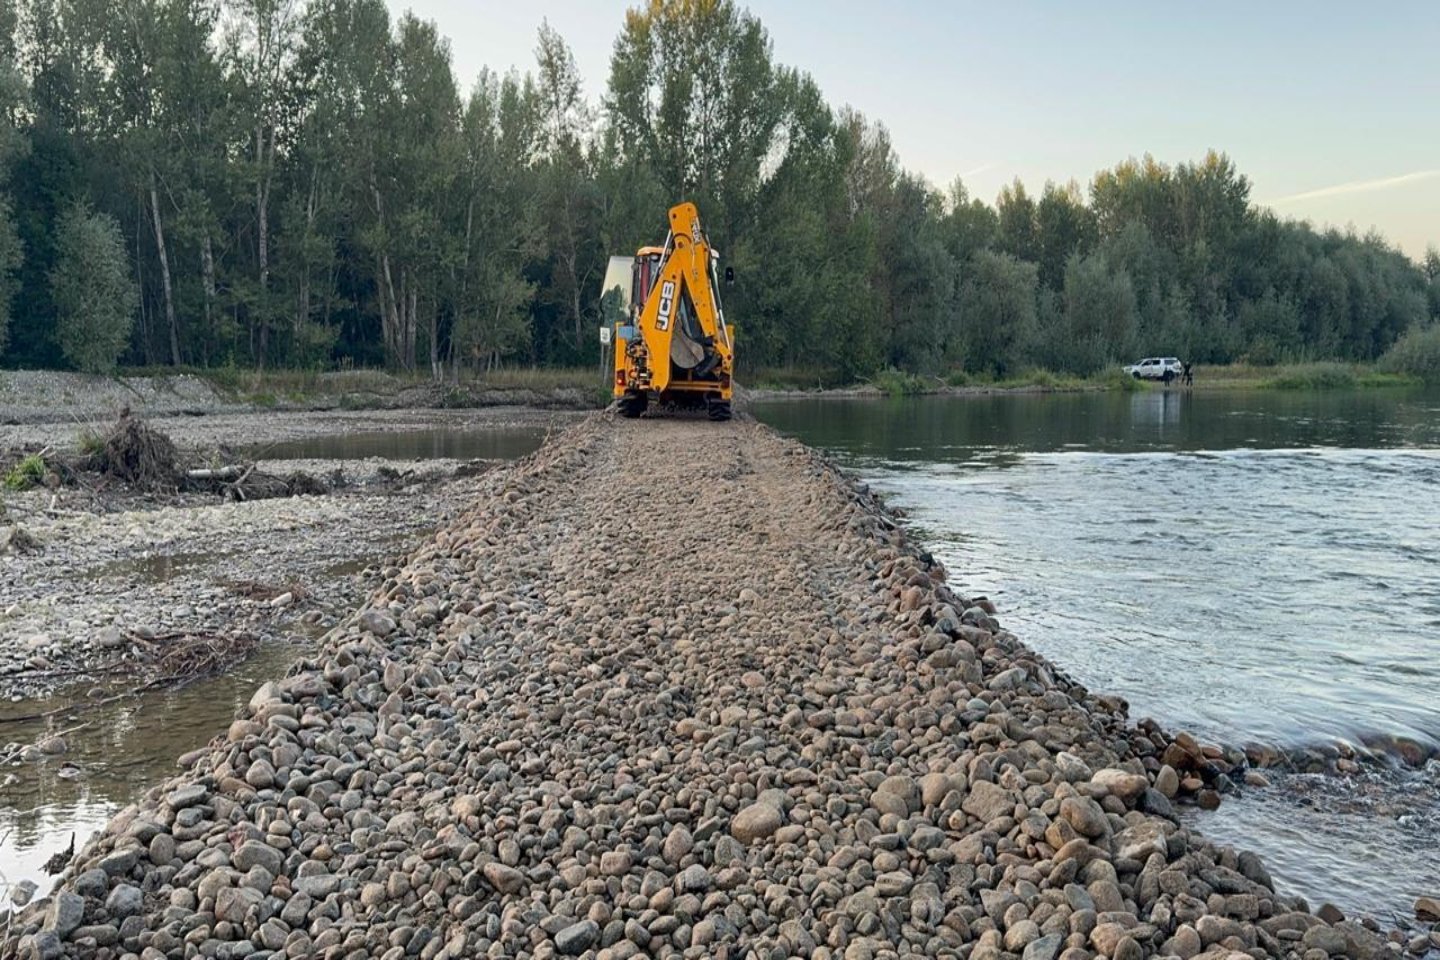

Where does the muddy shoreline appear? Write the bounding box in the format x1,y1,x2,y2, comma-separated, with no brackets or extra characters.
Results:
3,415,1433,959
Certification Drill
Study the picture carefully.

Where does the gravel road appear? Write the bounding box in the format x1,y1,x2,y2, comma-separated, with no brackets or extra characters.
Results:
1,416,1399,959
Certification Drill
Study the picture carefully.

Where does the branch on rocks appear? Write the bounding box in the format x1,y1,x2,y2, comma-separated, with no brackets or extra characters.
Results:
0,631,260,725
181,462,328,501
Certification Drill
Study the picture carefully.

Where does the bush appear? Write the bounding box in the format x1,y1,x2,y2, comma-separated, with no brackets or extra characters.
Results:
872,368,929,397
4,454,47,490
1379,325,1440,384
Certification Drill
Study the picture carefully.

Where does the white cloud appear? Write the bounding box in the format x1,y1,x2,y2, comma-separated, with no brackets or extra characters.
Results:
1266,170,1440,206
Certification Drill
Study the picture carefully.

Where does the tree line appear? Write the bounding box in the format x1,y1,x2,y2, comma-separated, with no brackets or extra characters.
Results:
1,0,1437,378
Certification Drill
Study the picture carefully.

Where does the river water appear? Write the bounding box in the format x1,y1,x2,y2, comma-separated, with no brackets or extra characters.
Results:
754,388,1440,920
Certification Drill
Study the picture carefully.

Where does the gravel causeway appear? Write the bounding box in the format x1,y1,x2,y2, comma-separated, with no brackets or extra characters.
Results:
1,415,1395,960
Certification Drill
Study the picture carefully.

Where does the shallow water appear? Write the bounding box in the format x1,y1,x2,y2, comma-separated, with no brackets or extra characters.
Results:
754,388,1440,919
0,643,305,901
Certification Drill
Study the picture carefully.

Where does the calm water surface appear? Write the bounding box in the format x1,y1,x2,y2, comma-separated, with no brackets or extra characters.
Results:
755,388,1440,919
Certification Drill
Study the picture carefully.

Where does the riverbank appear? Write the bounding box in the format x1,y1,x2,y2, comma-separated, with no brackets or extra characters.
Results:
0,369,605,428
0,454,491,703
744,363,1422,401
4,415,1420,960
0,405,576,453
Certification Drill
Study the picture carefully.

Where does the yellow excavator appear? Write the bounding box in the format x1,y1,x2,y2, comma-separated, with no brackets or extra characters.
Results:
603,202,734,421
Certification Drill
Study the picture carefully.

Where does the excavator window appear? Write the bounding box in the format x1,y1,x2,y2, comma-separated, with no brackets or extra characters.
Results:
632,253,664,315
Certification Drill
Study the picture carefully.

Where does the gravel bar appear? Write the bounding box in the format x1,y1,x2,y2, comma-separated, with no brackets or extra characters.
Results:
1,416,1392,960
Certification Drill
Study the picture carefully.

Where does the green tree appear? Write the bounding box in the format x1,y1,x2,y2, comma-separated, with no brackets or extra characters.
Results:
1423,246,1440,321
941,178,998,264
450,69,541,372
534,20,596,361
0,18,26,357
995,178,1038,263
1035,180,1095,290
605,0,781,238
1061,250,1136,374
50,204,137,372
959,250,1037,376
224,0,301,369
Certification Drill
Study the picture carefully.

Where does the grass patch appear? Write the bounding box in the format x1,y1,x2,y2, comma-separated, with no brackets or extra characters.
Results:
4,454,47,491
871,368,932,397
77,428,105,456
1257,362,1422,390
470,367,604,391
741,366,845,391
1093,368,1149,392
1259,362,1357,390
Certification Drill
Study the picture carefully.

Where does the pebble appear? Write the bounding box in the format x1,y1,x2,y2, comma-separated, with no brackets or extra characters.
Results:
555,919,600,955
730,803,783,843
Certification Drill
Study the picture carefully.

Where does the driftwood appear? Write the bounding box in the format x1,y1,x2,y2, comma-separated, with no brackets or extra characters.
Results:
87,409,179,488
6,413,329,505
183,463,327,501
0,631,260,725
185,465,245,481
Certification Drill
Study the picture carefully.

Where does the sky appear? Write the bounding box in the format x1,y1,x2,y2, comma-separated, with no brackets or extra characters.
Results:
385,1,1440,259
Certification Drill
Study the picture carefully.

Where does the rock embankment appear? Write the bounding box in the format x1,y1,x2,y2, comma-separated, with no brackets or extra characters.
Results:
2,417,1396,959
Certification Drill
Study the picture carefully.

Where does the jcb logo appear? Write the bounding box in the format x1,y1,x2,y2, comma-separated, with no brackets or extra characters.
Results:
656,280,676,331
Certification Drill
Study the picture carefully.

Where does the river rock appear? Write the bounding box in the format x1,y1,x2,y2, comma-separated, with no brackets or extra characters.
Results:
18,932,61,960
241,842,285,877
1023,933,1063,960
72,869,108,898
874,774,920,815
46,892,84,938
9,880,37,907
214,885,263,923
98,847,138,876
1302,924,1350,955
663,825,693,863
1416,896,1440,921
555,919,599,955
104,884,143,919
920,771,960,806
1091,767,1149,802
483,862,524,894
360,610,395,636
962,780,1016,822
731,803,783,843
1059,796,1109,838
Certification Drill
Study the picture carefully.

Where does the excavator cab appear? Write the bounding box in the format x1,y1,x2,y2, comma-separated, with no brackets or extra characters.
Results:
632,247,665,316
607,203,734,421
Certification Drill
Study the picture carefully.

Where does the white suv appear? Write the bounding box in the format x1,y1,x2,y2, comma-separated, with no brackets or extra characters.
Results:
1123,357,1183,381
